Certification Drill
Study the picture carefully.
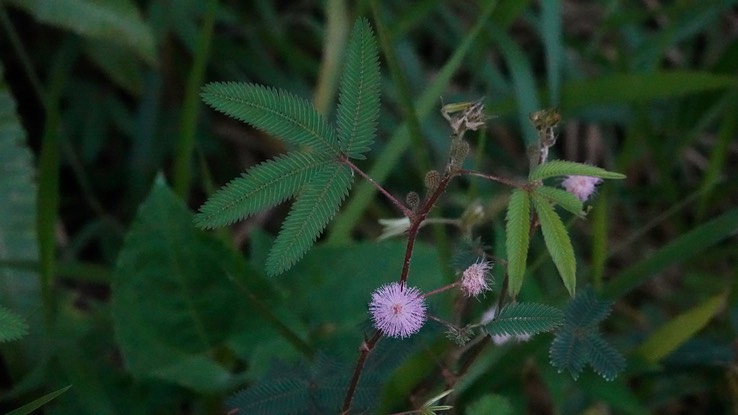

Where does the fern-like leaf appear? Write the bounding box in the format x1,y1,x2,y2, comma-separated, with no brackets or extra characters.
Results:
194,152,327,229
201,82,338,154
266,162,353,276
550,287,624,381
226,376,311,415
549,325,589,380
505,188,531,297
529,160,626,181
336,17,381,160
534,186,585,218
532,192,577,296
0,305,28,343
585,332,626,381
486,303,563,337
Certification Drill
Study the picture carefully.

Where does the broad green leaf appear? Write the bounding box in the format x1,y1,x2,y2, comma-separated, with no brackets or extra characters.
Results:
505,189,531,297
10,0,156,64
112,178,242,392
0,306,28,343
562,71,738,110
5,385,72,415
201,82,338,154
532,192,576,296
486,303,563,336
266,163,353,276
195,151,327,229
534,185,584,217
336,17,381,159
636,292,727,363
529,160,626,181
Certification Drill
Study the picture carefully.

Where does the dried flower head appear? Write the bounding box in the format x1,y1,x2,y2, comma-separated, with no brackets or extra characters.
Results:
460,258,493,297
369,282,427,338
562,175,603,202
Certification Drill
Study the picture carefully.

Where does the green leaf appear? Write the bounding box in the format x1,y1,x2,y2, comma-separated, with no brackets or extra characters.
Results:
550,288,624,381
465,394,513,415
112,178,242,392
0,306,28,343
585,332,626,382
562,71,738,111
505,189,531,297
195,151,327,229
486,303,563,337
530,160,626,181
266,163,353,276
11,0,156,64
336,17,381,160
0,63,40,332
532,192,576,296
636,292,727,363
534,185,584,217
5,385,72,415
605,208,738,299
201,82,338,154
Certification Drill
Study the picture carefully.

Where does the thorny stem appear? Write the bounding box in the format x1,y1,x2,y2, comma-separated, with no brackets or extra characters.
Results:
341,155,414,218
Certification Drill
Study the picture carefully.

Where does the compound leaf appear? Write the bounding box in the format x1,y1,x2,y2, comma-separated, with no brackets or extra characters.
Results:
202,82,338,154
550,288,623,381
534,185,584,218
532,192,576,296
195,151,327,229
0,306,28,343
505,188,531,297
585,332,626,382
486,303,563,337
530,160,625,181
266,163,353,276
336,17,381,160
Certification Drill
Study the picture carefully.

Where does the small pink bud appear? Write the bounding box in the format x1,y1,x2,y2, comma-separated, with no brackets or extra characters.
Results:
460,259,493,298
369,282,426,338
562,175,603,202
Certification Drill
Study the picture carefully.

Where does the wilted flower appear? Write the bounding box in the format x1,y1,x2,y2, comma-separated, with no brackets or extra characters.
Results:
377,217,411,240
369,282,426,338
460,258,493,298
562,175,603,202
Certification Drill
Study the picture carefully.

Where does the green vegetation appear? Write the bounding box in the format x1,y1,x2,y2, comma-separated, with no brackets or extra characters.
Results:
1,1,736,414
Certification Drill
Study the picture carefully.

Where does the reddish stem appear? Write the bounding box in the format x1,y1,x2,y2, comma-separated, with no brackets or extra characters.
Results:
340,330,382,414
341,156,414,218
458,169,522,188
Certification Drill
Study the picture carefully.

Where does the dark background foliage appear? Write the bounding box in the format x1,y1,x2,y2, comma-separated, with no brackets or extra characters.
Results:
1,0,737,414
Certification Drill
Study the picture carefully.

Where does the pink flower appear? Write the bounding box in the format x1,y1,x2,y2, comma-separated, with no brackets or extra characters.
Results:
369,282,426,338
562,175,603,202
460,259,493,297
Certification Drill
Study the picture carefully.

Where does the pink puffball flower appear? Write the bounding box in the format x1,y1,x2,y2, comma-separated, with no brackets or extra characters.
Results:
460,259,493,298
561,175,603,202
369,282,427,338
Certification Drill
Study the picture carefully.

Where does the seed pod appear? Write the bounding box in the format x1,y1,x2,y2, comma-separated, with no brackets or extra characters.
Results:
406,191,420,210
450,139,470,168
424,170,441,190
